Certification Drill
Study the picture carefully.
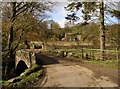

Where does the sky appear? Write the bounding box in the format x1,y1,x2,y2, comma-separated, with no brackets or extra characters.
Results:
49,2,68,28
49,2,119,28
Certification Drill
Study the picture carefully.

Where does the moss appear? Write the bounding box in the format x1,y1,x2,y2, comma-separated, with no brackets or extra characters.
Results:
2,80,8,86
3,69,43,87
20,64,41,77
3,64,42,87
3,76,22,87
17,70,43,87
0,81,2,85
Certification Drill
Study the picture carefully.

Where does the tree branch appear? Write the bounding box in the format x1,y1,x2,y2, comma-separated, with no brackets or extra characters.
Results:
12,29,24,52
15,2,22,9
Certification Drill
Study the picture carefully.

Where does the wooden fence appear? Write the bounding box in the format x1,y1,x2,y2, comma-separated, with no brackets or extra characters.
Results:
55,48,119,60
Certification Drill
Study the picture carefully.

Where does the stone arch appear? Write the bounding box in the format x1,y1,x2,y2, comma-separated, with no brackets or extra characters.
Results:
15,50,36,69
16,60,28,76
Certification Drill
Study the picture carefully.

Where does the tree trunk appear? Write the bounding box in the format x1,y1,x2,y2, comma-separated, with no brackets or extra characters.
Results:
4,62,8,80
7,2,16,59
8,26,14,58
99,0,105,60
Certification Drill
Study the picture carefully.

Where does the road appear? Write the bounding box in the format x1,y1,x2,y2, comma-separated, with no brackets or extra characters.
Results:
35,54,118,87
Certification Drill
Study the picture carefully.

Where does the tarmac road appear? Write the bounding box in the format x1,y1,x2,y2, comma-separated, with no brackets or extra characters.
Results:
35,54,118,87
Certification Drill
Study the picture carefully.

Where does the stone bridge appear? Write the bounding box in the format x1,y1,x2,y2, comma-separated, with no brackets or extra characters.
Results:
15,49,37,75
15,41,57,75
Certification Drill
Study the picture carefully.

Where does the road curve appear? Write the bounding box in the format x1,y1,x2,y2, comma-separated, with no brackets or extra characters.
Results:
34,54,118,87
41,60,118,87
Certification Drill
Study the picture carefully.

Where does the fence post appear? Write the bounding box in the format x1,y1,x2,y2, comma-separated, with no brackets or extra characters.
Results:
90,49,91,59
116,48,119,60
82,48,84,60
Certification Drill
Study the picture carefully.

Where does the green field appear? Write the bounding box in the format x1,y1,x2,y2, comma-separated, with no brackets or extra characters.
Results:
85,59,119,69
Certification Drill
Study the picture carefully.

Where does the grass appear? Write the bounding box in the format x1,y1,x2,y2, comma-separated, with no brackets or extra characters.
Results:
42,48,119,69
86,59,119,69
0,80,2,85
21,64,41,77
3,64,43,87
55,48,119,69
17,70,43,87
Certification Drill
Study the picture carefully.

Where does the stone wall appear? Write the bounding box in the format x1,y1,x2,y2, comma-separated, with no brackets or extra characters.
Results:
30,41,43,49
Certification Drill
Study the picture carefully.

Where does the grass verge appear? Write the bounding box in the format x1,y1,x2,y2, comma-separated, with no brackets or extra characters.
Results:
3,64,44,87
16,69,43,87
85,59,119,69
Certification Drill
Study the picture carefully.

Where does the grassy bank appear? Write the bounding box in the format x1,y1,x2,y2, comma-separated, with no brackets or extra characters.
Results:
85,59,119,69
41,48,119,69
3,64,44,87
